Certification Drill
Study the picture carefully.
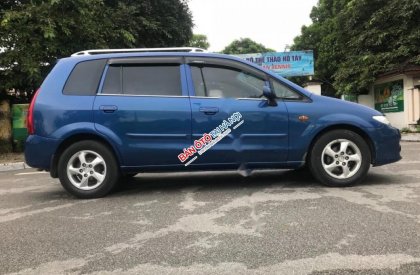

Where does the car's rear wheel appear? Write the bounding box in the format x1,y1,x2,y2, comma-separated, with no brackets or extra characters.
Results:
309,130,371,187
58,140,120,198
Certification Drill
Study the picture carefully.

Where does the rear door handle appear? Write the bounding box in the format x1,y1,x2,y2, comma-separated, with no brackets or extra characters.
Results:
199,107,219,115
99,105,118,113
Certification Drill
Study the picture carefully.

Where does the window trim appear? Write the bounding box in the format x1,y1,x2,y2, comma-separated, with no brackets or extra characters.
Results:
186,57,267,80
108,56,183,65
96,94,188,98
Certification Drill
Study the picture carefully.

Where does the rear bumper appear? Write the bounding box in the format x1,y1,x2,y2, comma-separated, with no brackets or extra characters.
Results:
369,125,401,166
24,135,61,171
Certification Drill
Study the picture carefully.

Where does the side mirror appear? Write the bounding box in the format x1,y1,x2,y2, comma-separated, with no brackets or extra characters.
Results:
263,85,277,106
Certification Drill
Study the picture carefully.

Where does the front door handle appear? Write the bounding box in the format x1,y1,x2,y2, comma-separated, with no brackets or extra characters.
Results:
199,107,219,115
99,105,118,113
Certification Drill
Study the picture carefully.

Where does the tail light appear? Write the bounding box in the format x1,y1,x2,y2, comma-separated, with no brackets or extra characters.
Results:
27,88,40,135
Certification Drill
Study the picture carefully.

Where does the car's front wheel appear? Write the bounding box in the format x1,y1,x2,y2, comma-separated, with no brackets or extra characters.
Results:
58,140,120,198
309,130,371,187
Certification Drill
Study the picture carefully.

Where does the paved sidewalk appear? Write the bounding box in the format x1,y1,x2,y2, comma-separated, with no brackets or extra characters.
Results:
0,162,31,172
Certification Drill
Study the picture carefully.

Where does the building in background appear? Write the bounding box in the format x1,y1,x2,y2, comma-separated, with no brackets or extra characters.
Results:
348,65,420,129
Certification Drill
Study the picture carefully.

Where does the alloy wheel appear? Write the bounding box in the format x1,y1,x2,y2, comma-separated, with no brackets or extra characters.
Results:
66,150,107,190
321,139,362,179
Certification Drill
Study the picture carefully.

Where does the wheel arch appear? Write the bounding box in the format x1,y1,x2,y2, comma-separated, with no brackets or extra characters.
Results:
306,124,376,164
50,133,122,178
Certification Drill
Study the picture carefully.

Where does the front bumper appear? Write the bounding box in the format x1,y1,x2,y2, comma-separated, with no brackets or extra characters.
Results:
369,125,401,166
25,135,61,171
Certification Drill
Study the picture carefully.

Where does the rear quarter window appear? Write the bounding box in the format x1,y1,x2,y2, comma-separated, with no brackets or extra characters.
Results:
63,59,107,95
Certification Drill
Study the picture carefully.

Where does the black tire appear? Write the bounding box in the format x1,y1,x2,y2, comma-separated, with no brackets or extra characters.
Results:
308,130,371,187
123,173,137,179
58,140,120,198
119,173,138,186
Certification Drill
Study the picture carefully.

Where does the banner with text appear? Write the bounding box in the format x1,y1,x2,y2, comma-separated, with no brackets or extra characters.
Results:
234,51,314,77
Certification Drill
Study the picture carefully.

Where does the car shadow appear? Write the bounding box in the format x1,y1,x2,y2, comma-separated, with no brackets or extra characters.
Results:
110,167,413,198
33,168,408,200
358,172,410,187
111,168,320,197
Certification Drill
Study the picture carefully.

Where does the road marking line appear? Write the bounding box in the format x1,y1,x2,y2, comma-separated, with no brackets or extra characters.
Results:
15,171,48,176
393,161,420,164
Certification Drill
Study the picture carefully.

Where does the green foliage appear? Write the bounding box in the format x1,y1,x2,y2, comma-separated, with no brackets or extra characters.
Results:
292,0,420,95
334,0,420,94
401,127,410,133
189,34,210,50
0,0,193,99
292,0,350,96
222,38,275,54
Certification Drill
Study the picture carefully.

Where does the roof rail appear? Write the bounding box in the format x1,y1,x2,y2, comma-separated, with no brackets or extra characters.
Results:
71,47,207,56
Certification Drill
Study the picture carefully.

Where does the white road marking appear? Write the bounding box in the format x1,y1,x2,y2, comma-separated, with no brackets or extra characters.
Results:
15,171,48,176
393,160,420,164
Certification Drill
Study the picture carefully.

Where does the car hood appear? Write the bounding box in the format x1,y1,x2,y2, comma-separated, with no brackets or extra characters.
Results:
311,94,382,117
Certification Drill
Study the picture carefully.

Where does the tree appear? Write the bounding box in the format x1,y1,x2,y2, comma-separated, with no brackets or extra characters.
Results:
291,0,348,96
222,38,275,54
334,0,420,94
189,34,210,50
0,99,12,153
292,0,420,95
0,0,193,99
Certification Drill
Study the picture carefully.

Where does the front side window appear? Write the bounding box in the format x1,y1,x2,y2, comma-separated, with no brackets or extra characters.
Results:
191,65,265,98
271,79,302,100
102,64,182,96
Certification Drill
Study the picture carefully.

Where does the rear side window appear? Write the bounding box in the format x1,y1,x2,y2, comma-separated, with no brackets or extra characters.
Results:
63,59,107,95
102,64,182,96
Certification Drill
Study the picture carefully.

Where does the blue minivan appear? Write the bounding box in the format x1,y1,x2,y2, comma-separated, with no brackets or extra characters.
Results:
25,48,401,198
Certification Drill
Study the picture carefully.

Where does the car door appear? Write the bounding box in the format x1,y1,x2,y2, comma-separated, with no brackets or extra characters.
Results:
93,57,192,167
185,57,289,167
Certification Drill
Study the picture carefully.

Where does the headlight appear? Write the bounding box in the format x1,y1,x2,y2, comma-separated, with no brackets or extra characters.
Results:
373,115,390,125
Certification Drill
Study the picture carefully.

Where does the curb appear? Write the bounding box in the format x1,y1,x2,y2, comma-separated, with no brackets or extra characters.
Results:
401,134,420,142
0,162,32,172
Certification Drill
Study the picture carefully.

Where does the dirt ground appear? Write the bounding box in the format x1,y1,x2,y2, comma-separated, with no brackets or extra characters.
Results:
0,152,24,163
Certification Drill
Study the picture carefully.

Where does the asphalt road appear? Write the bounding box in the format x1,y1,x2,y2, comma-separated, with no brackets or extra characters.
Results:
0,142,420,275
